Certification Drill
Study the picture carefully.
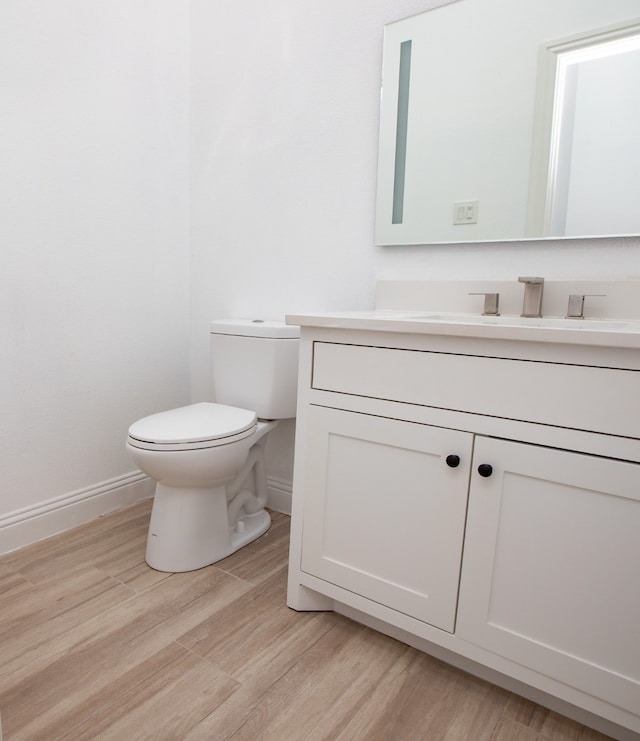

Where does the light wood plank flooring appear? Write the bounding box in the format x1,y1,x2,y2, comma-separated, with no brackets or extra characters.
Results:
0,500,614,740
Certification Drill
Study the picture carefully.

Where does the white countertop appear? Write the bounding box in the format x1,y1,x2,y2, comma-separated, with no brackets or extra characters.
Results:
285,310,640,349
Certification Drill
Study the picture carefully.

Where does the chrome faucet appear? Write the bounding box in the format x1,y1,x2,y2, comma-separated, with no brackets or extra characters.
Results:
518,276,544,318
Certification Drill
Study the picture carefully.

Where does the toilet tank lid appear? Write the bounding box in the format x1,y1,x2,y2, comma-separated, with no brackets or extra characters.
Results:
210,319,299,339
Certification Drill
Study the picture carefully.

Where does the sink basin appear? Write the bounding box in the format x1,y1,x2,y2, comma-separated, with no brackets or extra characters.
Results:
400,313,634,332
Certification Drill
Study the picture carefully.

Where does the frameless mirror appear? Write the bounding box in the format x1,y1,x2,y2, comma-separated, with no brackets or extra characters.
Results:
375,0,640,245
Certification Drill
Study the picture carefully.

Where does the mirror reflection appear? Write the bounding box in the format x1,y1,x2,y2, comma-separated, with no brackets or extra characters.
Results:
375,0,640,245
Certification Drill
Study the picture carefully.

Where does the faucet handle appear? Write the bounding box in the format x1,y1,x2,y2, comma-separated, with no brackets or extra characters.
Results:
518,276,545,284
469,292,500,316
566,294,606,319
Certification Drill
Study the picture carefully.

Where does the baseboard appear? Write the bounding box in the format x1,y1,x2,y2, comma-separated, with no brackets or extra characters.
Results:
267,475,292,515
0,471,154,556
1,471,287,557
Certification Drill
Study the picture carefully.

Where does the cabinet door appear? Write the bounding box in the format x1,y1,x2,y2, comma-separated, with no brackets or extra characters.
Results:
300,406,472,632
457,436,640,714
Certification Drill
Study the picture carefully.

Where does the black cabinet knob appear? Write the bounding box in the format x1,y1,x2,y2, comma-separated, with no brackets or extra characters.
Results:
446,454,461,468
478,463,493,478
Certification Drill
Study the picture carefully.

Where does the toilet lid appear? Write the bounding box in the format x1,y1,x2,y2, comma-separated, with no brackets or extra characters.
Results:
128,402,257,446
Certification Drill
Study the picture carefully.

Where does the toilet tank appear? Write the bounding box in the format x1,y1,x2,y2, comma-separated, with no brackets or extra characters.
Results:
210,319,300,419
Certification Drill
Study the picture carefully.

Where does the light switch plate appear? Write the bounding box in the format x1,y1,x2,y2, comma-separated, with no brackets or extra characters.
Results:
453,200,479,225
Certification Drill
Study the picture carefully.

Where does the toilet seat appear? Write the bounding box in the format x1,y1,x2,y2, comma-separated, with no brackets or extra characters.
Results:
127,402,257,451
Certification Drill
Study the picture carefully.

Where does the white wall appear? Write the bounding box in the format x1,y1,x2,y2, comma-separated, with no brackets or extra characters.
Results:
0,0,191,547
3,0,639,547
189,0,640,497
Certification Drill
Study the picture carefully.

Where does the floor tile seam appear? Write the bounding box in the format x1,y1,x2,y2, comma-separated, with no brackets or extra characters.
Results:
213,566,284,588
178,613,338,702
173,639,253,737
0,599,143,687
106,570,171,594
527,708,582,737
100,640,207,706
325,665,420,741
1,627,213,728
7,644,196,741
512,702,538,728
51,580,143,638
0,578,138,658
173,634,251,680
104,563,253,601
0,560,33,578
4,569,38,590
60,574,139,614
0,612,147,691
10,557,125,586
27,585,167,658
212,554,280,579
92,551,152,577
228,632,387,741
207,564,288,596
324,639,447,730
230,614,342,691
116,580,257,653
0,579,140,656
193,652,311,741
173,639,242,688
267,611,335,652
487,717,531,740
211,567,257,589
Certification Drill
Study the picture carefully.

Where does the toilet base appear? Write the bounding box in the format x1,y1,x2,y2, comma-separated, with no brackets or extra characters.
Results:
144,482,271,572
229,508,271,553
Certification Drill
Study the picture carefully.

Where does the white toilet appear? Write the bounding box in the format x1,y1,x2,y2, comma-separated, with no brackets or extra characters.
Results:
126,319,299,572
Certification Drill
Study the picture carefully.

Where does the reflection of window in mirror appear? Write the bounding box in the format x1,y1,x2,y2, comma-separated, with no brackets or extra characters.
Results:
526,21,640,239
547,33,640,237
375,1,640,246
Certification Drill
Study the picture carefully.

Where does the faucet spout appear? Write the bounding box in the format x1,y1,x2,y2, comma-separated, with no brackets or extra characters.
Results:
518,276,544,318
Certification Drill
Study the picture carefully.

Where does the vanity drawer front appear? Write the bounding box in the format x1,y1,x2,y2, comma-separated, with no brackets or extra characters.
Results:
312,342,640,439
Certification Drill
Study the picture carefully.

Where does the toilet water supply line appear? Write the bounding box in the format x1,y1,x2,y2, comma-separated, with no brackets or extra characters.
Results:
226,439,269,526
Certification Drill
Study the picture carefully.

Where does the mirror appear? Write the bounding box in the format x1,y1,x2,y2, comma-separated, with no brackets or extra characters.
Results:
375,0,640,245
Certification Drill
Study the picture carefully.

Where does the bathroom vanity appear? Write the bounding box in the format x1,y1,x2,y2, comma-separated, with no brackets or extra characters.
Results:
286,281,640,740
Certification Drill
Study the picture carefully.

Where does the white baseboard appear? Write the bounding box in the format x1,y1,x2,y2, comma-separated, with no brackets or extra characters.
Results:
0,471,154,556
267,475,292,515
1,471,288,557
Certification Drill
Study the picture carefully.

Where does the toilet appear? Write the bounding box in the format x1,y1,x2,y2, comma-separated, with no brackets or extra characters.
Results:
126,319,299,572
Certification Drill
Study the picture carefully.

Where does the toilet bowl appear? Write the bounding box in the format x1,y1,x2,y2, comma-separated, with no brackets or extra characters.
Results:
127,319,299,572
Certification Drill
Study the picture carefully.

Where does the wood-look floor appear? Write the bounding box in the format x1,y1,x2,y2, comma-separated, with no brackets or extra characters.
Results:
0,500,614,741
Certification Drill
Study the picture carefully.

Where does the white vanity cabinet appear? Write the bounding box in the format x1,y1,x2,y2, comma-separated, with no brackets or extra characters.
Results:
458,436,640,715
287,320,640,740
300,405,472,632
